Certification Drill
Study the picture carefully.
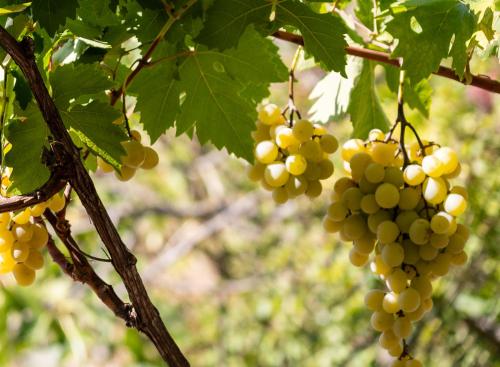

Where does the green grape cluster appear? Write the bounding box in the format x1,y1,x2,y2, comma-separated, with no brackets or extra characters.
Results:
247,104,339,203
97,130,159,181
323,129,469,366
0,173,62,286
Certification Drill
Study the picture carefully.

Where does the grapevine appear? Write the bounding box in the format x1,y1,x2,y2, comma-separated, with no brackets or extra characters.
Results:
323,85,469,365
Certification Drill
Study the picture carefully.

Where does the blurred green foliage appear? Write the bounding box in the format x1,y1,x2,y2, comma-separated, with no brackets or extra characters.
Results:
0,48,499,367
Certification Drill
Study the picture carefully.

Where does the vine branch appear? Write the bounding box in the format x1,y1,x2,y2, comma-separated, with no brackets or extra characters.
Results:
0,27,189,366
272,30,500,94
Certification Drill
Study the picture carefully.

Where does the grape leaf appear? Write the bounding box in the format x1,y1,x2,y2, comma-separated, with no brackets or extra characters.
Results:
31,0,78,35
275,1,347,73
309,56,363,123
51,63,114,109
12,69,32,109
197,0,348,73
5,103,49,194
175,27,287,160
60,102,126,167
195,0,272,50
128,61,181,143
0,2,30,16
348,60,389,138
77,0,119,27
384,65,432,118
387,0,476,81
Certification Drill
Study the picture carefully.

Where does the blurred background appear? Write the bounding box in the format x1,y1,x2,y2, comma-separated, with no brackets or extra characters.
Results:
0,40,499,367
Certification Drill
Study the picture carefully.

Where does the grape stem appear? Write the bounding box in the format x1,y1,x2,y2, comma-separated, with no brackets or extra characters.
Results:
122,92,132,138
284,46,303,127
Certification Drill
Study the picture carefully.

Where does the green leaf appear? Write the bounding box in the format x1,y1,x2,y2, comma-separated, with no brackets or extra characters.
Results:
176,27,287,160
12,69,32,109
5,103,49,194
50,63,114,109
60,101,126,167
197,0,348,73
31,0,78,36
0,2,30,16
77,0,119,27
128,61,181,143
348,60,389,138
387,0,476,81
195,0,272,50
275,2,347,73
309,56,363,123
384,65,432,117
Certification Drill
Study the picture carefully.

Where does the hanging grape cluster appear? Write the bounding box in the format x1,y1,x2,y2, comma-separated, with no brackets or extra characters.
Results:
323,127,469,366
247,104,338,203
0,173,63,286
97,130,159,181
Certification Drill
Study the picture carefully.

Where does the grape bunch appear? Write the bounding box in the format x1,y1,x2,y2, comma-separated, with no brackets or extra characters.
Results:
97,130,159,181
323,129,469,366
0,174,64,286
247,104,338,203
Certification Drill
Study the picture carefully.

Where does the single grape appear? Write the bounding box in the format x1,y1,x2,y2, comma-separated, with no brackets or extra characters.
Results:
29,223,49,249
319,134,338,153
318,159,334,180
349,248,369,267
12,208,32,225
395,211,419,234
403,164,426,186
349,152,373,182
422,155,444,177
292,119,314,142
393,316,412,339
255,140,278,164
383,167,404,188
370,311,394,332
115,165,136,181
305,180,322,198
13,224,34,242
377,221,400,244
364,163,385,183
360,194,380,214
443,193,467,216
364,289,385,311
409,219,431,245
97,156,114,173
375,183,400,209
327,202,349,222
286,176,308,197
121,140,145,168
411,276,433,299
11,241,30,262
371,142,397,166
0,230,14,252
299,140,323,162
247,163,266,182
25,249,44,270
343,214,367,240
382,292,400,314
264,162,289,187
433,147,458,174
381,242,404,267
398,187,420,210
258,104,283,125
12,263,36,286
386,268,408,293
334,177,356,195
398,287,421,313
419,244,438,261
371,255,391,276
141,147,159,169
322,217,343,233
341,139,365,161
353,234,376,254
341,187,363,211
285,154,307,175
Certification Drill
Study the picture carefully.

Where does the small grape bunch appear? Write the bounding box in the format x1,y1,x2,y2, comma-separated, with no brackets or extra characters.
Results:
0,174,64,286
323,128,468,366
247,104,338,203
97,130,159,181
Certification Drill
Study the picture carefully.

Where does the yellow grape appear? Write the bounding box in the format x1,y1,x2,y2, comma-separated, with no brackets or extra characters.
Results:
252,121,271,142
341,187,363,211
375,183,400,209
318,159,334,180
433,147,458,174
367,210,392,233
12,208,32,225
368,128,385,141
379,329,400,349
130,129,142,142
48,194,66,212
371,142,397,165
450,251,468,266
247,163,265,182
419,244,438,261
264,162,289,188
276,127,300,148
429,233,449,249
382,292,400,313
422,155,445,177
299,140,323,162
398,187,420,210
411,276,432,299
319,134,338,153
393,316,412,339
360,194,380,214
12,263,36,286
386,268,408,293
349,152,373,182
292,119,314,142
255,140,278,164
322,217,343,233
383,167,404,188
398,287,421,313
25,249,44,270
403,164,426,186
349,248,369,267
30,223,49,249
286,176,308,197
443,193,467,216
0,250,15,273
305,180,322,198
13,224,34,242
353,235,376,254
430,211,453,234
377,221,400,244
272,187,288,204
406,360,423,367
371,254,391,276
334,177,356,195
97,156,114,173
285,154,307,175
121,140,145,168
115,165,136,181
409,219,430,245
30,203,47,217
381,242,404,267
364,289,385,311
258,104,283,125
141,147,159,169
342,214,367,240
327,202,348,222
0,230,14,252
11,241,30,262
303,162,321,180
341,139,365,161
364,163,385,183
370,311,394,332
395,211,419,234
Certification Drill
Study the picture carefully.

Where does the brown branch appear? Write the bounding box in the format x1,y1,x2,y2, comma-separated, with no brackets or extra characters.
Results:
0,172,66,213
44,223,136,325
0,28,189,366
272,30,500,94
